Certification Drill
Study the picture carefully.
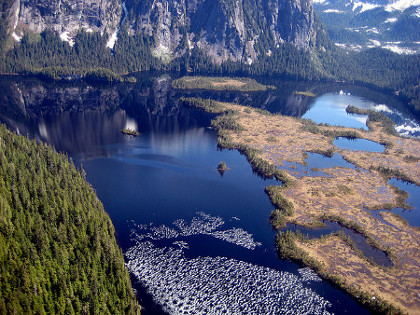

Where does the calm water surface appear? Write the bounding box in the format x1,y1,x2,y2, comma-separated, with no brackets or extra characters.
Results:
386,178,420,227
1,74,419,314
334,137,386,152
302,92,370,129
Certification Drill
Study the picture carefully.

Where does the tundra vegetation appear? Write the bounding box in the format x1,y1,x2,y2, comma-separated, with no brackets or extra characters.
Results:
172,76,273,92
185,96,420,314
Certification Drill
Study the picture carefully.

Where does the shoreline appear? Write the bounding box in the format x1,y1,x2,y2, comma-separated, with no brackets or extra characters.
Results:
186,99,420,314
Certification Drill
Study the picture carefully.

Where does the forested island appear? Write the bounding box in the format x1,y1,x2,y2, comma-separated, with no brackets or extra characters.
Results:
184,95,420,314
0,125,140,314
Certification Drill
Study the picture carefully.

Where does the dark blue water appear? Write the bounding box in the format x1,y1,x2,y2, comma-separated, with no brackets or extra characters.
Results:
0,75,375,314
334,137,386,152
384,178,420,227
285,221,393,267
73,130,278,247
72,123,370,314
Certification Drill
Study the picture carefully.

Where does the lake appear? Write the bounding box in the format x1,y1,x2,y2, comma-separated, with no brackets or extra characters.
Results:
1,73,418,314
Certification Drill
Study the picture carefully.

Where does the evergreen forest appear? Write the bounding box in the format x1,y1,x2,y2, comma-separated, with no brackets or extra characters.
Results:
0,23,418,112
0,125,140,314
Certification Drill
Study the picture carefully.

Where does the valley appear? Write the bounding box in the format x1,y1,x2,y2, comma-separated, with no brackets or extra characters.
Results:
0,0,419,313
0,74,419,313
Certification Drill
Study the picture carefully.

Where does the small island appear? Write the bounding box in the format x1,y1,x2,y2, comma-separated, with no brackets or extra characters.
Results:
218,161,227,171
217,161,228,176
121,128,140,136
293,91,316,97
172,76,274,92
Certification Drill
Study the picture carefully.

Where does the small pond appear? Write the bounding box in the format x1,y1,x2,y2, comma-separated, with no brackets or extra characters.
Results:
280,152,357,178
334,137,386,152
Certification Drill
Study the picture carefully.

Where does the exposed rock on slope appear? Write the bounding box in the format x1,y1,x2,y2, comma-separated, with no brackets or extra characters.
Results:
8,0,324,63
10,0,123,44
314,0,420,53
127,0,321,63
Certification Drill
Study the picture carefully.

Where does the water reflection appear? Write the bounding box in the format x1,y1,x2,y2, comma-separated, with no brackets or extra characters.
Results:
1,74,418,314
302,93,370,129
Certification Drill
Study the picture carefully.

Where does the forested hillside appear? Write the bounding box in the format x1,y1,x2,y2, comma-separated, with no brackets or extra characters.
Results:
0,124,140,314
0,0,418,113
2,28,418,112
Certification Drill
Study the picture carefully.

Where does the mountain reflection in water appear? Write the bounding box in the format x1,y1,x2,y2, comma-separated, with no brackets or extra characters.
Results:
1,73,418,314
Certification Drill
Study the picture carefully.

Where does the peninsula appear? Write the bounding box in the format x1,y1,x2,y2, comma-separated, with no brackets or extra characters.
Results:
172,76,273,92
184,97,420,314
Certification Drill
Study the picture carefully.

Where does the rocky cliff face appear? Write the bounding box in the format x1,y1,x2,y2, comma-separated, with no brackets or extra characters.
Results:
10,0,123,44
9,0,322,63
128,0,320,63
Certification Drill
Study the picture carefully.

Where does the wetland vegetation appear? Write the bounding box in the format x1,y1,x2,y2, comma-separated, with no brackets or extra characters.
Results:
121,128,140,136
217,161,227,172
172,76,273,92
185,94,420,314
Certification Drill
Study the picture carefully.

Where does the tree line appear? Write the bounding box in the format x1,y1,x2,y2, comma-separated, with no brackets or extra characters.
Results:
0,27,418,113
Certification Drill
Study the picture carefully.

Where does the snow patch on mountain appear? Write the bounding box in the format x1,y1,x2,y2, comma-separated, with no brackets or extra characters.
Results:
368,39,381,46
324,9,345,12
382,44,418,53
352,1,381,12
367,27,380,34
106,2,128,49
60,32,74,46
11,0,21,42
12,32,21,41
384,17,398,23
386,0,420,11
106,31,118,49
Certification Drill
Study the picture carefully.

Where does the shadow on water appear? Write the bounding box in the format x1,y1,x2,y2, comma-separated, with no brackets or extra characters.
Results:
3,74,418,314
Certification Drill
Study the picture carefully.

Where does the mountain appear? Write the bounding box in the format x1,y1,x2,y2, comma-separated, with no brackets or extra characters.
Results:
1,0,418,114
7,0,327,64
9,0,123,44
313,0,420,53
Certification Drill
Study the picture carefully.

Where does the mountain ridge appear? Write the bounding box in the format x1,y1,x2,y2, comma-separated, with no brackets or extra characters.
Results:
314,0,420,53
8,0,327,64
